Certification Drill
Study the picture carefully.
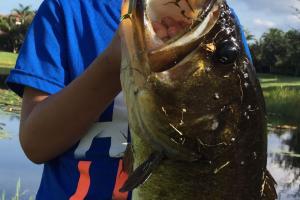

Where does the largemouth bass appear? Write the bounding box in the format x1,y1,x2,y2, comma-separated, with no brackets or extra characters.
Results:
119,0,277,199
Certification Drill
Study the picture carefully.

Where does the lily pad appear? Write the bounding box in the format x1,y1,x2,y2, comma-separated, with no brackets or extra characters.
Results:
0,89,21,114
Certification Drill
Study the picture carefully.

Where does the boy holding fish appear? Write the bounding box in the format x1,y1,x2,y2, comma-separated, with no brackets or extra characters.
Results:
6,0,189,199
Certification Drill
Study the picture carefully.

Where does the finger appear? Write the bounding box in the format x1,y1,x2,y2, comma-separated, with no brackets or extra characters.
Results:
152,21,169,40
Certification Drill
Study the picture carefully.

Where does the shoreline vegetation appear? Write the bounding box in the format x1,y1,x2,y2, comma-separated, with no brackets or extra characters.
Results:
0,51,18,87
259,74,300,126
0,52,18,66
0,89,21,114
1,178,34,200
0,51,21,114
0,69,299,126
0,51,18,74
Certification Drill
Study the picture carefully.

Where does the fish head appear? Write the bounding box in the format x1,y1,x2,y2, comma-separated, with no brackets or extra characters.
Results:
120,0,264,161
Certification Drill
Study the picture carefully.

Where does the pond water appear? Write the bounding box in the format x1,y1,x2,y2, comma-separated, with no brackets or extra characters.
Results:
0,112,299,199
0,113,42,199
268,128,300,199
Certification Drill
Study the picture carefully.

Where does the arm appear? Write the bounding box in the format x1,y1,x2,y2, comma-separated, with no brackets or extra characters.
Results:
20,14,185,164
20,34,121,164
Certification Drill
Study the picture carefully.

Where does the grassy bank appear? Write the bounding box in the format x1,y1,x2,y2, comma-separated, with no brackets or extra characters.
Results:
258,73,300,124
0,51,18,67
0,51,17,75
0,52,19,112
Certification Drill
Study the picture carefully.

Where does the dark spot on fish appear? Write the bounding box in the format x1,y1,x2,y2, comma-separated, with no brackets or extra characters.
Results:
134,88,139,95
214,39,240,65
181,10,192,20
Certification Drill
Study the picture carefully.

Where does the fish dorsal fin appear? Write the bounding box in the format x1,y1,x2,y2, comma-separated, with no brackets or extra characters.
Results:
262,170,277,200
119,151,165,192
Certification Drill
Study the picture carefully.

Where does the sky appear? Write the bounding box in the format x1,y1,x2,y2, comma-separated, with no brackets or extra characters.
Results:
228,0,300,37
0,0,299,38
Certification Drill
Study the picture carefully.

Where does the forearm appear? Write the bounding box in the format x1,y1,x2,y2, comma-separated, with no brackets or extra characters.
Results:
20,37,121,164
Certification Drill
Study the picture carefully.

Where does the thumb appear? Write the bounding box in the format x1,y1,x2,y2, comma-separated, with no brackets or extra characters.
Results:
121,0,130,18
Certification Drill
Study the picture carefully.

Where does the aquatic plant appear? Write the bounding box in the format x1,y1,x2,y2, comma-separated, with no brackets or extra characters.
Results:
1,178,35,200
0,122,9,140
0,89,21,114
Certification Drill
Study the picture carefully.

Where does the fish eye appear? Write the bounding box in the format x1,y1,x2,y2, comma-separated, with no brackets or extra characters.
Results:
214,40,240,65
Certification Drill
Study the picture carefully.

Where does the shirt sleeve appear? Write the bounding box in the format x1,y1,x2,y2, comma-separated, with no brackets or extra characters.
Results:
6,0,67,97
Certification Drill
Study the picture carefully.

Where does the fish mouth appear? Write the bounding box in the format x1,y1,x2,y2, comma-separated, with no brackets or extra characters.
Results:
143,0,221,72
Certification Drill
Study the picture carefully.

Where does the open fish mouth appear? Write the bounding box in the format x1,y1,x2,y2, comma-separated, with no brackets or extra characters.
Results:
143,0,222,72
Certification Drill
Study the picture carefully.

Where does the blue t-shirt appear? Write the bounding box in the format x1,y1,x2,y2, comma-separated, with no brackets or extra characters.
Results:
6,0,131,199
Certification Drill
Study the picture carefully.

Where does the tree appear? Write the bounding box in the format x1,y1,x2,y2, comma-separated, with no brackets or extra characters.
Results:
0,15,26,52
0,5,35,53
283,30,300,75
244,29,255,43
12,4,35,25
260,29,287,74
249,28,300,76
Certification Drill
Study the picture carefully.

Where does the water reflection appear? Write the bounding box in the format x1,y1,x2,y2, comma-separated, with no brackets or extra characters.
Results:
268,127,300,199
0,112,42,200
0,111,300,199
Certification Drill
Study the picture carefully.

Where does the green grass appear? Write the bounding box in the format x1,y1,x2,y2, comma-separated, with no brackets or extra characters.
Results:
0,52,18,67
259,73,300,88
0,51,18,75
1,178,34,200
258,73,300,124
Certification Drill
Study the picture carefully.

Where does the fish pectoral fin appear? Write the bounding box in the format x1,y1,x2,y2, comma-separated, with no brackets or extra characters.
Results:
262,170,277,200
123,144,134,174
119,151,165,192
